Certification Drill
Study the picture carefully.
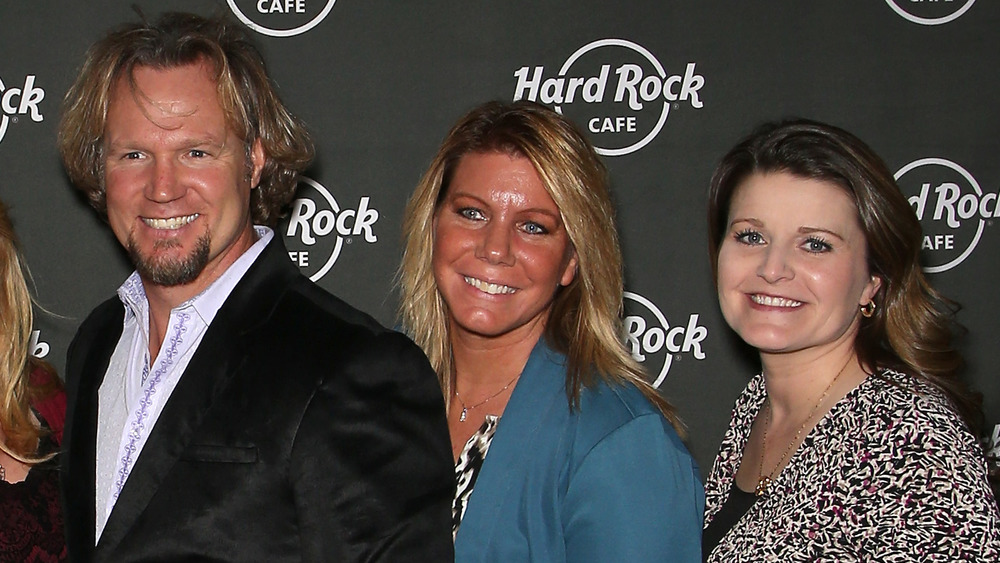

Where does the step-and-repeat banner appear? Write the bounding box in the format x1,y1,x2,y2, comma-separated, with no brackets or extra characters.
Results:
1,0,997,478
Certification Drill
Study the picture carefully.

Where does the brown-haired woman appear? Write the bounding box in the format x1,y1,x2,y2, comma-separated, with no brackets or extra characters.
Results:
0,199,66,561
702,119,999,561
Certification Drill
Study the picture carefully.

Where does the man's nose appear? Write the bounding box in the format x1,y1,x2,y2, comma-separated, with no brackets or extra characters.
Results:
145,159,184,203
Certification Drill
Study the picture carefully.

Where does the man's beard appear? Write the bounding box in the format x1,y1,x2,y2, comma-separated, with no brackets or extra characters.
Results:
127,233,211,287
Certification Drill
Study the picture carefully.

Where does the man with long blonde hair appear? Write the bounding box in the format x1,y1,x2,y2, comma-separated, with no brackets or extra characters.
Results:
58,12,452,561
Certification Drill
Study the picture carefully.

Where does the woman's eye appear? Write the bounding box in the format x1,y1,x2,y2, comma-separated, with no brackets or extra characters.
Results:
734,229,764,245
522,222,549,235
458,208,485,221
804,237,832,253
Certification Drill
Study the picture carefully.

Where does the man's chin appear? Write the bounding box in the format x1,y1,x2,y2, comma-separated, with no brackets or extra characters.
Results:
136,259,205,287
129,236,211,287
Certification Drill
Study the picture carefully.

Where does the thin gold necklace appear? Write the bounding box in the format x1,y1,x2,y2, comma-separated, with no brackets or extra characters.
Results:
755,358,852,497
454,374,520,422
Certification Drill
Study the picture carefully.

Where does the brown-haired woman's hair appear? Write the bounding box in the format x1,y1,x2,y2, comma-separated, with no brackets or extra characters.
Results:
58,11,314,226
399,100,681,432
0,200,61,464
707,118,983,436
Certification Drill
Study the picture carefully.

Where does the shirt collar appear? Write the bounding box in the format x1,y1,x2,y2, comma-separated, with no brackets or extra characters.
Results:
117,226,274,327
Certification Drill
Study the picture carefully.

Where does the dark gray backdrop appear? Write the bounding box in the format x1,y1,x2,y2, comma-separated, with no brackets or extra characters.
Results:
1,0,996,479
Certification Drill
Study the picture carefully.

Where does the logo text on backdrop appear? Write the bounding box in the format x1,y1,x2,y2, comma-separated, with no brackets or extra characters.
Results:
896,158,996,273
30,330,49,359
228,0,337,36
623,291,707,388
0,75,45,145
513,39,705,156
281,177,380,281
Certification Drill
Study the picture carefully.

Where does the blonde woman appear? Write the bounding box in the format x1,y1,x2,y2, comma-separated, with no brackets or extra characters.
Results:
400,101,703,562
0,199,66,560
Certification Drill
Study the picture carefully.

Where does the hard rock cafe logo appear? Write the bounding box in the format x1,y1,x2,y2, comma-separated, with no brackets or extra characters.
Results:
987,424,1000,484
280,177,380,281
228,0,337,37
896,158,996,273
884,0,977,25
30,330,49,359
513,39,705,156
623,291,707,388
0,74,45,145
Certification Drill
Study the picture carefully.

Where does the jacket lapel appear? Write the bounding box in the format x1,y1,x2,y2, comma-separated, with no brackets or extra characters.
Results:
94,237,301,557
454,342,567,554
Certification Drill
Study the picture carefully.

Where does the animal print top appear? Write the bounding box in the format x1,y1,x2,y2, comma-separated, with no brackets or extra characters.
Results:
704,369,1000,562
452,415,499,539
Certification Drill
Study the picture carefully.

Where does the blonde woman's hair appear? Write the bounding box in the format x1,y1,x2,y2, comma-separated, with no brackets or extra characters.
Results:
399,100,681,431
0,200,59,464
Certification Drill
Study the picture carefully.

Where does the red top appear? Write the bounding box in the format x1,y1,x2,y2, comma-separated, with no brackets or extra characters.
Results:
0,368,67,562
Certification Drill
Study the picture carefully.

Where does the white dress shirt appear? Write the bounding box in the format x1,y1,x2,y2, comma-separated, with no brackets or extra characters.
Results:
95,227,274,540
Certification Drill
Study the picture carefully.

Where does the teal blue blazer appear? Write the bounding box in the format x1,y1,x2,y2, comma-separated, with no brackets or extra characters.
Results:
455,342,704,562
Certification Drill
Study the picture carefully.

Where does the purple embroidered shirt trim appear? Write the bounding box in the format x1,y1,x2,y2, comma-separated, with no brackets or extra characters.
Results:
112,312,190,500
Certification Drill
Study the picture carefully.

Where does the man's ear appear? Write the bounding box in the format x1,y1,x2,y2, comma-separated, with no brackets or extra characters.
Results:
250,139,265,188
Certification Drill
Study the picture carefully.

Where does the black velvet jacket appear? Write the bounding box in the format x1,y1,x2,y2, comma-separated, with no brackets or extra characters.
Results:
61,237,454,561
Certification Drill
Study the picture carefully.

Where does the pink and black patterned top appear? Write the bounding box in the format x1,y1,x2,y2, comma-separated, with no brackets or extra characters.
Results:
704,369,1000,562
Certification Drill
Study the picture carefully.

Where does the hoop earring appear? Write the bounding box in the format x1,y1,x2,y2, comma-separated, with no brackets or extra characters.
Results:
860,301,876,318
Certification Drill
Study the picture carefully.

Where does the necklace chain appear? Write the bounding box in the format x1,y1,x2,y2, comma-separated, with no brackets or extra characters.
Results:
755,359,852,497
454,374,520,422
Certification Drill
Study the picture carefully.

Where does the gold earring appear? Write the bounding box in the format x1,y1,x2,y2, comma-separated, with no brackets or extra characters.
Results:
860,301,876,318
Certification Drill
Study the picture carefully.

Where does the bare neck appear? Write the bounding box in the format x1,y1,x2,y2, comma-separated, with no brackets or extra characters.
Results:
450,318,546,394
759,338,866,419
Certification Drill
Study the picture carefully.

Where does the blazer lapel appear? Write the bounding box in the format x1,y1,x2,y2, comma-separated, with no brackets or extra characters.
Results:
94,330,249,556
454,342,567,554
94,238,300,557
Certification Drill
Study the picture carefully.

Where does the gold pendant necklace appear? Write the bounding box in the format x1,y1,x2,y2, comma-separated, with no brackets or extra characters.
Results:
755,358,852,497
454,374,520,422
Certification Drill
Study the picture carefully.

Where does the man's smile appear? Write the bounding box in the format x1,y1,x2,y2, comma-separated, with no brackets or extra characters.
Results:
141,214,200,230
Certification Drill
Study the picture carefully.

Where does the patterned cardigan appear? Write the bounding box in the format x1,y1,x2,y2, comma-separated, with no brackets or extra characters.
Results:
703,369,1000,562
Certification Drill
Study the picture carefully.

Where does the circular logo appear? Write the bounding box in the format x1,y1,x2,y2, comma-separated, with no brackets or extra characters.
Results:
623,291,708,388
228,0,337,37
884,0,976,25
557,39,669,157
895,158,993,273
280,178,381,281
283,178,343,281
513,39,705,157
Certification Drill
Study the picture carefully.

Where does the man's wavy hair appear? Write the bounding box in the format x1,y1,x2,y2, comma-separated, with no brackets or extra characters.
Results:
58,11,314,226
399,100,681,432
708,118,984,437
